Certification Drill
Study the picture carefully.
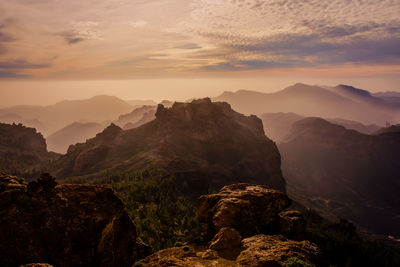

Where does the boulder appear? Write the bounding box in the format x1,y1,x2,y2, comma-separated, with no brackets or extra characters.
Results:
236,234,320,267
209,227,242,251
136,245,237,267
198,183,290,237
0,173,147,267
279,210,306,239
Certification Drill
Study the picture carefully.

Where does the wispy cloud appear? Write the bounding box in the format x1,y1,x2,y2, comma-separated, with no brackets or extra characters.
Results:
0,60,50,69
1,0,400,78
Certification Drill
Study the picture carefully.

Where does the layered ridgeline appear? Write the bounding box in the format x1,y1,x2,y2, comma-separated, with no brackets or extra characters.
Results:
261,112,380,142
0,95,134,136
46,122,107,154
214,83,400,125
278,118,400,238
51,98,285,250
0,123,58,177
46,102,162,154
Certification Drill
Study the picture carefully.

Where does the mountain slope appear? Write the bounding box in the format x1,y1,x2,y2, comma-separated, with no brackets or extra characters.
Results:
46,122,107,153
278,117,400,237
214,83,399,125
52,98,285,192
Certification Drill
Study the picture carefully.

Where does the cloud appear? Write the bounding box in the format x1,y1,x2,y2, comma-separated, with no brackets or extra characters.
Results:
182,0,400,71
0,60,50,69
61,29,103,45
130,20,148,28
173,43,202,50
0,71,29,78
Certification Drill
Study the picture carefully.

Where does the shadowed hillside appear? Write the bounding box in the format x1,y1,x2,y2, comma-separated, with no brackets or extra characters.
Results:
278,117,400,237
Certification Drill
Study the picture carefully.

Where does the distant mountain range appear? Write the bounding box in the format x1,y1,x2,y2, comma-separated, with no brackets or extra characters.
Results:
0,95,136,136
46,122,108,154
214,83,400,125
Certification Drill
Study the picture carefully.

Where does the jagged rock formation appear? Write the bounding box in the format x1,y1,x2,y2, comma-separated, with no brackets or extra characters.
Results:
279,117,400,237
198,183,290,237
53,98,285,193
237,235,320,267
0,123,58,176
0,173,148,267
137,184,320,266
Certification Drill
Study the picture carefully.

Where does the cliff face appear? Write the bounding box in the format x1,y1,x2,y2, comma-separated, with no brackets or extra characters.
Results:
0,123,57,176
53,98,285,193
0,173,148,267
279,117,400,237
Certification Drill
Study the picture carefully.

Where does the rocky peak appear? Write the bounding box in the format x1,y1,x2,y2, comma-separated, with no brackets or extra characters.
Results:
95,123,122,140
53,99,285,193
155,98,265,138
0,122,47,154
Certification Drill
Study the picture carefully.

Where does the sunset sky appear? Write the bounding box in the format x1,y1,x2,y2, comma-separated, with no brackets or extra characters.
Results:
0,0,400,106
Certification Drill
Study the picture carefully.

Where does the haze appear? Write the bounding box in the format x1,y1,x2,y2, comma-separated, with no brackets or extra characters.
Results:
1,0,400,107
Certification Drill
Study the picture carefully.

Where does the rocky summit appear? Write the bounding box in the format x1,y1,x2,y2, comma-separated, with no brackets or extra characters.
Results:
137,183,320,267
53,98,285,193
0,173,148,267
198,183,291,237
0,123,57,177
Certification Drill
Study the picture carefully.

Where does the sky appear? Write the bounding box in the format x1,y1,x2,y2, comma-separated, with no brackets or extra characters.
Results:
0,0,400,106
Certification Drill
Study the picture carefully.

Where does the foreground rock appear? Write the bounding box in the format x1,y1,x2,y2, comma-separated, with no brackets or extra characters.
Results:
198,183,290,237
0,173,147,267
237,235,320,267
138,184,320,266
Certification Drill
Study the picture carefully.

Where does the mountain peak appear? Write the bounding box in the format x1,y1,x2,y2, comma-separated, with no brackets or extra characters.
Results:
53,98,285,192
335,84,371,97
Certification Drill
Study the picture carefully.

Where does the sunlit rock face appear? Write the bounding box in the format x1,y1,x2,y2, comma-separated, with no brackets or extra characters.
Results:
137,183,320,267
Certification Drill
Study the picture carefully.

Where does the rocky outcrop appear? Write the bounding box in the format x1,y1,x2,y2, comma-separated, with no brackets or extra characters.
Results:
20,264,54,267
137,184,320,267
279,210,306,239
198,183,290,237
0,173,147,267
53,98,285,193
0,123,58,176
237,235,320,267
